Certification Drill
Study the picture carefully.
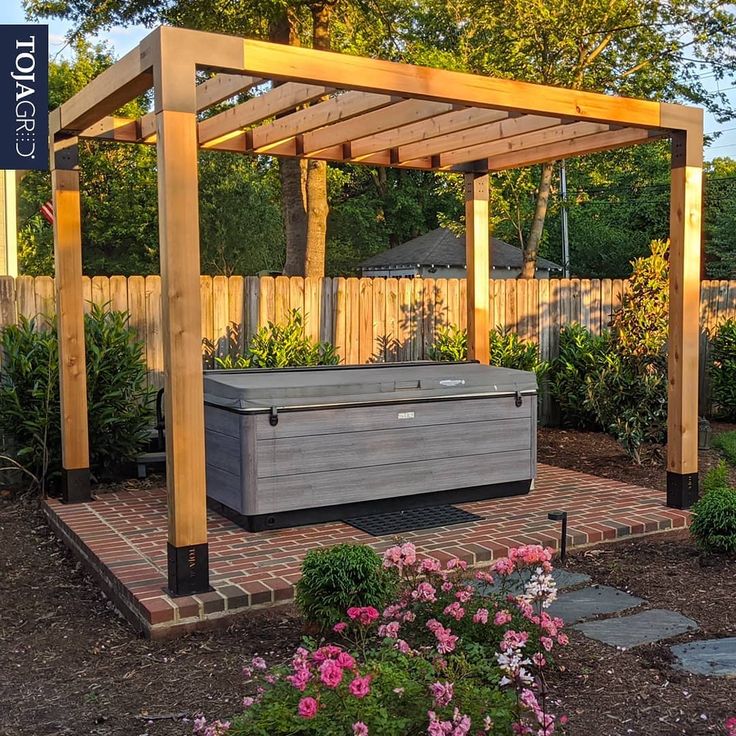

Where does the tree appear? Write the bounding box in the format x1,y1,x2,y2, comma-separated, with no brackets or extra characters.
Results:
704,157,736,278
401,0,736,276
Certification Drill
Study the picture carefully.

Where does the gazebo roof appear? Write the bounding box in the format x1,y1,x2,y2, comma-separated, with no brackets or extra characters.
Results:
53,26,701,174
359,228,562,271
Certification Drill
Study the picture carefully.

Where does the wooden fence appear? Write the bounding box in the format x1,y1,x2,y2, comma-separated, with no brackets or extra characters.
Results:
1,275,735,415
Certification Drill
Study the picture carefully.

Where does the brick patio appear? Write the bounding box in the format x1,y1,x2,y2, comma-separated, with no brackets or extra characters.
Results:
43,464,690,638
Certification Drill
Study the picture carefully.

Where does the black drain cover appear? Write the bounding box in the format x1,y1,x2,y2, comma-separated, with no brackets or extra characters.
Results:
344,505,482,537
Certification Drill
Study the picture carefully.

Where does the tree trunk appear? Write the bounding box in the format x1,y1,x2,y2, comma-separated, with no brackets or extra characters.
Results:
301,2,333,277
281,158,309,275
270,10,311,276
520,161,555,279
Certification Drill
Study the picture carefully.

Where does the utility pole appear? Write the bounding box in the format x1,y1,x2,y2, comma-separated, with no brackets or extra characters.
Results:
560,160,570,277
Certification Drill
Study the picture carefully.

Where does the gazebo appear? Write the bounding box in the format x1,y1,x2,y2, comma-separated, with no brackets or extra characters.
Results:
49,26,702,597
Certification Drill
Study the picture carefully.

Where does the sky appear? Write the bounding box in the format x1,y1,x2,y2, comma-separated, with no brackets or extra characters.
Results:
2,0,736,160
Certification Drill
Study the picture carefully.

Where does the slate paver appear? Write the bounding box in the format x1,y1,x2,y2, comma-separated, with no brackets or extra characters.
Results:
671,637,736,676
574,608,698,648
547,585,644,624
476,568,591,597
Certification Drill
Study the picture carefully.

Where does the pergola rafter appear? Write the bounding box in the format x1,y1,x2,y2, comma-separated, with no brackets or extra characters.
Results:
50,25,703,597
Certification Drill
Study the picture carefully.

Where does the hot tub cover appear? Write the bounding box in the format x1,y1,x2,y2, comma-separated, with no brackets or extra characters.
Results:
203,362,537,412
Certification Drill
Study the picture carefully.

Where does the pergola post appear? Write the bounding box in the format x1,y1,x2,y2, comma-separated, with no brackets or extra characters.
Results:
667,125,703,509
51,137,91,503
154,53,210,596
465,172,490,364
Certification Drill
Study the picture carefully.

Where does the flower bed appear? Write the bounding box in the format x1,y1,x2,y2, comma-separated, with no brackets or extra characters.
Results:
194,544,569,736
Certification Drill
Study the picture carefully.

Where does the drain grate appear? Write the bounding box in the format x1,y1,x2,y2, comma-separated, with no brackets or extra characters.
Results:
344,505,482,537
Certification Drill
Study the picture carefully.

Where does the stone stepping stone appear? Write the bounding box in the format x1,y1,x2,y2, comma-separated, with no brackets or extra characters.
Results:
575,609,699,648
547,585,644,624
671,637,736,676
475,568,591,597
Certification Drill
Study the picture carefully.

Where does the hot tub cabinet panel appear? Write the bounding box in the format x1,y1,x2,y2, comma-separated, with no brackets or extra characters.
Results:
204,363,537,530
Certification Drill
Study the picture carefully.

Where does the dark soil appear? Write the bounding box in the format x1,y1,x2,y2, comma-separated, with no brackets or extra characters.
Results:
1,427,735,736
537,422,736,491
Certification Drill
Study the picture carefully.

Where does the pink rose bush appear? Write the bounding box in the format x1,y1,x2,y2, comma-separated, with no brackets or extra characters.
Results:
200,543,568,735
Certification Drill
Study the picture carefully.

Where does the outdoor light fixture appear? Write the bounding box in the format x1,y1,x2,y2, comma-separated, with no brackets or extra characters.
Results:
547,510,568,563
698,417,712,450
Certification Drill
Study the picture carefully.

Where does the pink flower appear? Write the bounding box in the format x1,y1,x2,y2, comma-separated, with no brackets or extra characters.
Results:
419,558,442,573
251,656,267,670
441,581,454,593
532,652,546,668
298,697,318,719
319,659,344,688
446,558,467,571
313,644,341,662
378,621,401,638
413,582,438,602
455,589,473,603
494,610,512,626
242,696,255,708
430,681,454,707
401,542,417,566
353,722,369,736
333,622,348,634
473,608,489,624
349,674,372,698
427,620,458,653
383,543,417,569
540,636,554,652
347,606,361,620
337,651,356,669
475,570,494,584
347,606,380,626
443,602,465,621
726,717,736,736
394,639,411,654
557,633,569,646
492,557,514,575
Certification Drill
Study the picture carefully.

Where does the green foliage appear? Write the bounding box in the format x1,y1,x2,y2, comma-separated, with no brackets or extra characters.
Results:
709,320,736,421
713,431,736,468
217,310,339,369
703,459,731,494
689,463,736,556
428,326,547,377
0,307,153,489
583,354,668,464
550,325,611,429
610,239,669,359
294,544,397,631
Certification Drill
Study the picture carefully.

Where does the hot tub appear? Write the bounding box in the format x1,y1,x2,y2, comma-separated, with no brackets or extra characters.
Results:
203,362,537,531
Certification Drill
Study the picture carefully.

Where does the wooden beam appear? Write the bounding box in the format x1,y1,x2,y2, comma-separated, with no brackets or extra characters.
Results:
250,91,397,153
154,51,209,594
439,120,613,168
54,46,153,134
350,108,511,159
399,114,563,163
50,138,91,502
199,82,331,146
483,127,657,171
196,73,262,110
301,99,455,156
465,172,490,364
242,38,664,128
666,120,703,509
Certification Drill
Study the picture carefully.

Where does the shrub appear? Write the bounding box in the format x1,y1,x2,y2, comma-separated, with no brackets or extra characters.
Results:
709,319,736,421
713,430,736,468
610,238,669,360
583,352,668,463
550,324,611,429
429,326,547,378
202,543,568,736
295,544,397,632
216,309,339,369
690,463,736,556
0,305,153,490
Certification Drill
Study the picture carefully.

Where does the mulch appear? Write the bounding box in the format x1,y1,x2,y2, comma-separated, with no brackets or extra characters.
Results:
1,427,735,736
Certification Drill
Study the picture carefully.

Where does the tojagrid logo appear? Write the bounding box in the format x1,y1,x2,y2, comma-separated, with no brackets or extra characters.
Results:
13,35,39,161
0,25,48,170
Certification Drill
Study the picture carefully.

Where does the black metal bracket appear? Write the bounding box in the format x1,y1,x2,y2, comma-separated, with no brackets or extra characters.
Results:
61,467,91,504
167,542,211,597
269,406,279,426
666,471,699,509
515,391,523,407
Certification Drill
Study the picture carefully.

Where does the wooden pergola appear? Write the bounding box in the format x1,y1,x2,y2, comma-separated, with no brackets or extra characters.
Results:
50,26,703,596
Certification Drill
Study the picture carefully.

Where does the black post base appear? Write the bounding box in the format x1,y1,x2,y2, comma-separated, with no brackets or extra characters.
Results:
666,471,699,509
167,542,210,597
61,467,92,504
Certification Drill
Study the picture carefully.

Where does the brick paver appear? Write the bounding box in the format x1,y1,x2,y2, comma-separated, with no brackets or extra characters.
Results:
43,464,690,638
